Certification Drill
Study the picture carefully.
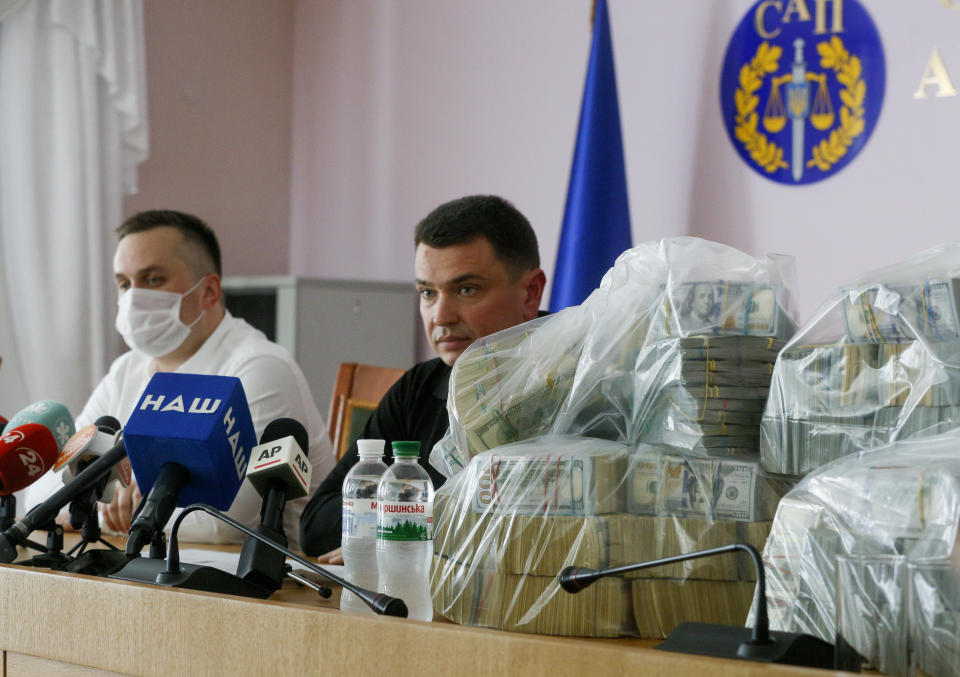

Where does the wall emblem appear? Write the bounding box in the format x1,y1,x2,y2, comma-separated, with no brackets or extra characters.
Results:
720,0,885,184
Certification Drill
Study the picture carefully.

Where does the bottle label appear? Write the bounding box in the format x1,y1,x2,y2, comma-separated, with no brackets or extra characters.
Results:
377,502,433,541
342,498,378,539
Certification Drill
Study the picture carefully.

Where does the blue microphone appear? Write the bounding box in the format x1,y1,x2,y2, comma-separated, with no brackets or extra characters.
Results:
123,372,256,556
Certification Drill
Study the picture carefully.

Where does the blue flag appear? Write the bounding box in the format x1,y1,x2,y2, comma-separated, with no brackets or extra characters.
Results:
549,0,632,312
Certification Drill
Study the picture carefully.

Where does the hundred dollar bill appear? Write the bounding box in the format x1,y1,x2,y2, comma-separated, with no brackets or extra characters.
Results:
657,281,795,340
627,453,789,521
841,279,960,344
466,444,627,516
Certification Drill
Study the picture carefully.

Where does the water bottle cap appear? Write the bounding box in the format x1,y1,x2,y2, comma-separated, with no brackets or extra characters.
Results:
356,439,385,456
391,440,420,457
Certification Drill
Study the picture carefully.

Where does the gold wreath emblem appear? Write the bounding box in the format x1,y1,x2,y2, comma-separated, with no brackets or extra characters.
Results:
734,42,788,173
806,36,866,170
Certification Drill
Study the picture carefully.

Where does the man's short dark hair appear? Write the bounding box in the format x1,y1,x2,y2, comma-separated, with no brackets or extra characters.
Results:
117,210,222,277
414,195,540,279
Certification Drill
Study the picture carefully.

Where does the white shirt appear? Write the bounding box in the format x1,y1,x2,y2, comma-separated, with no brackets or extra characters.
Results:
73,311,334,550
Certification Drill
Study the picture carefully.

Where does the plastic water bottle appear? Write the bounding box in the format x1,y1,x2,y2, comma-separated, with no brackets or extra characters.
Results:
377,440,435,621
340,439,388,614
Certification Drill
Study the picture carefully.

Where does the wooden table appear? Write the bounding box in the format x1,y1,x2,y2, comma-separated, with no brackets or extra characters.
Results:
0,538,846,677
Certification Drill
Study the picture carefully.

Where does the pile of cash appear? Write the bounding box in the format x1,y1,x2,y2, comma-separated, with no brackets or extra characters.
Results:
761,340,960,475
446,280,794,466
434,494,772,582
758,451,960,669
636,335,786,456
432,444,778,638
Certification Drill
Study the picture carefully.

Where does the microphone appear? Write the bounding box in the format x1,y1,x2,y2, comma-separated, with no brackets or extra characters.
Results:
55,416,126,503
236,418,313,592
2,400,76,452
162,502,407,615
0,433,127,564
53,416,124,555
0,424,59,495
121,372,256,556
559,543,834,668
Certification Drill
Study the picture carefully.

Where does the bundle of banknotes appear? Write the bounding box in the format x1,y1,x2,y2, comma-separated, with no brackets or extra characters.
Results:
434,489,772,581
653,281,796,342
626,452,791,523
431,442,780,638
635,335,786,456
840,279,960,344
760,339,960,475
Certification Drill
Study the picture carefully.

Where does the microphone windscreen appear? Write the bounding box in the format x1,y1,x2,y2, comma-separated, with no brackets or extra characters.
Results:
259,417,308,451
247,431,313,500
0,423,59,495
2,401,75,452
124,372,257,510
53,421,128,501
94,415,121,434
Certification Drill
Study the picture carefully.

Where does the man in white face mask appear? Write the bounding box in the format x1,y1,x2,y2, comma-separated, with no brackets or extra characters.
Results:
73,210,335,548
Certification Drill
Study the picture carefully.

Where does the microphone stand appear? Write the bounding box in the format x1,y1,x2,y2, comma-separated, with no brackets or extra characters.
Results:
559,543,834,668
156,504,408,617
0,495,15,531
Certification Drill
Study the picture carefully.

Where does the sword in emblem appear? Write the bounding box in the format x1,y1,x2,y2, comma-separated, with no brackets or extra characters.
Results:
788,38,810,182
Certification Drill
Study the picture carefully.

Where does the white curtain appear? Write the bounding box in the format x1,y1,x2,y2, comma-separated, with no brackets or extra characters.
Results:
0,0,148,418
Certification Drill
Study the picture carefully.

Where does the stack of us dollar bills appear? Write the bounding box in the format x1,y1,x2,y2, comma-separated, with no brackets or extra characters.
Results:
636,335,785,456
430,441,789,637
755,438,960,675
760,281,960,476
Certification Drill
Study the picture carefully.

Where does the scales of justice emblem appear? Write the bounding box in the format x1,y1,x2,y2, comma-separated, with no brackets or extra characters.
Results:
763,37,834,182
720,0,884,186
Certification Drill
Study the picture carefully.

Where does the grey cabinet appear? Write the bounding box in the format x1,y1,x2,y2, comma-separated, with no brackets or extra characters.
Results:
222,276,416,416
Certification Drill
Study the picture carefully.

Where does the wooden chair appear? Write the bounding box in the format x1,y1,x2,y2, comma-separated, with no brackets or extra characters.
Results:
327,362,405,459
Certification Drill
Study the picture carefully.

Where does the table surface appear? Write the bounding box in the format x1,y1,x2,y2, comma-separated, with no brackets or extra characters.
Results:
0,534,846,677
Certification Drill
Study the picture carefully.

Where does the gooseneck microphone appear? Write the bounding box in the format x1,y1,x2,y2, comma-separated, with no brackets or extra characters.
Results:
162,502,408,617
559,543,834,668
236,418,313,593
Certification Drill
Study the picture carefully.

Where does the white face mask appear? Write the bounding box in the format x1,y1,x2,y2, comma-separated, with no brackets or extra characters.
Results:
115,278,206,358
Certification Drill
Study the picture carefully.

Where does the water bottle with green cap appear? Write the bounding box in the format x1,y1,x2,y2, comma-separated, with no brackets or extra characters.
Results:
376,440,435,621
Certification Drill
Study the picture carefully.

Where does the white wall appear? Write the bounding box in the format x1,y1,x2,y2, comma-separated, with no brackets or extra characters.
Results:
289,0,960,327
